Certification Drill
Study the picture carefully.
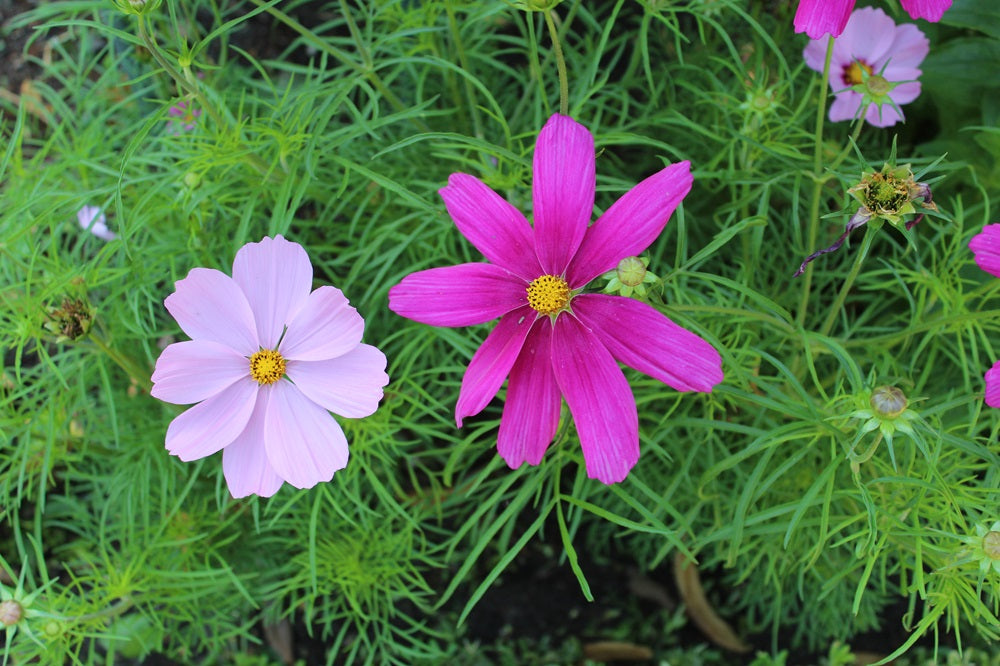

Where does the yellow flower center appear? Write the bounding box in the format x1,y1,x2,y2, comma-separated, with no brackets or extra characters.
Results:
844,60,873,86
526,274,571,315
249,349,286,385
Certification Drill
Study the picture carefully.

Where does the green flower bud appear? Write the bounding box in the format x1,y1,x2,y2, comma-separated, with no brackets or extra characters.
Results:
0,599,22,627
616,256,647,288
870,385,907,419
984,530,1000,561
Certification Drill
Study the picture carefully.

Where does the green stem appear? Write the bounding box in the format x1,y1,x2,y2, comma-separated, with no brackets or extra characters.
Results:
829,116,866,173
818,225,877,338
795,35,836,328
446,1,482,138
89,329,152,391
544,9,569,116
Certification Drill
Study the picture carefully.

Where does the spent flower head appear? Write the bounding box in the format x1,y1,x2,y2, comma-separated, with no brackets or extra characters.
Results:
45,297,94,342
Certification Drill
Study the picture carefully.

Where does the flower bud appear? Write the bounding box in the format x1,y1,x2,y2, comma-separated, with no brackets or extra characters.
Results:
870,385,907,418
0,599,22,627
616,256,647,288
985,530,1000,561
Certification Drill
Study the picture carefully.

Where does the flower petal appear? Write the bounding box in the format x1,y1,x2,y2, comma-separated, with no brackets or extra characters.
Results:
550,314,639,484
865,102,903,127
884,23,930,68
573,294,723,393
986,360,1000,409
566,162,693,287
533,114,595,275
456,307,537,426
286,344,389,418
970,224,1000,279
829,92,864,122
164,377,259,462
165,268,259,354
264,382,349,489
842,8,897,64
900,0,951,22
151,340,249,405
440,173,542,279
389,263,527,327
497,320,561,468
794,0,853,39
222,390,285,498
232,235,313,349
280,286,364,362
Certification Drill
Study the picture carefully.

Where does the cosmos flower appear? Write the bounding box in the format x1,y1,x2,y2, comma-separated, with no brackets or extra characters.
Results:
803,7,929,127
77,205,117,241
388,114,723,484
151,235,389,498
969,224,1000,408
794,0,951,39
168,101,201,132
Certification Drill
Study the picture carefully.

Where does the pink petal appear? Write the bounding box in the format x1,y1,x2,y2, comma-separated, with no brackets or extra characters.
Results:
389,263,527,327
842,8,897,65
865,102,903,127
986,360,1000,409
263,382,349,489
232,235,313,349
550,314,639,484
532,114,595,275
280,286,363,362
455,307,537,426
803,39,831,73
884,24,930,68
286,344,388,418
222,390,285,498
900,0,951,22
566,162,693,287
497,319,561,468
829,92,864,122
440,173,543,280
151,340,249,405
887,80,922,105
573,294,723,393
970,224,1000,279
165,268,259,354
164,377,259,462
794,0,853,39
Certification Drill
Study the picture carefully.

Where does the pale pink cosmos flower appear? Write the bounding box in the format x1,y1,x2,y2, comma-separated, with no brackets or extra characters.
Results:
794,0,951,39
151,235,389,498
168,101,201,131
803,7,929,127
388,114,723,484
969,224,1000,408
77,205,117,241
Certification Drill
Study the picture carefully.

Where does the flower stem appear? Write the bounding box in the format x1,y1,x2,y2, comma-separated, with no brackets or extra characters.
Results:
819,225,877,338
89,329,153,391
544,9,569,116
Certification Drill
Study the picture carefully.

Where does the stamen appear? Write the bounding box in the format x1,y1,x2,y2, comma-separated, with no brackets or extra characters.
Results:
249,349,286,385
843,60,873,86
526,275,571,315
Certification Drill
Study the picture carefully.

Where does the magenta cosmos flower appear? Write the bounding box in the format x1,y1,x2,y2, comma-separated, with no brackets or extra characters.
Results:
794,0,951,39
969,224,1000,408
388,114,723,484
804,7,929,128
168,101,201,131
151,235,389,498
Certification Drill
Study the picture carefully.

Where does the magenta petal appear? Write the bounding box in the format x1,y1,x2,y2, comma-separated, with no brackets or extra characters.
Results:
550,315,639,484
286,344,388,418
574,294,723,393
900,0,951,22
986,360,1000,409
222,391,285,498
280,286,363,362
567,161,693,287
970,225,1000,279
497,320,560,468
264,382,349,489
455,307,537,426
794,0,853,38
532,114,595,275
389,263,527,327
232,235,313,349
165,268,259,355
151,340,249,405
164,378,259,462
440,173,542,280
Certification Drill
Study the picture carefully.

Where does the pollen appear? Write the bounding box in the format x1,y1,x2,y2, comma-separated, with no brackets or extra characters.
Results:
843,60,873,86
249,349,286,385
526,274,571,315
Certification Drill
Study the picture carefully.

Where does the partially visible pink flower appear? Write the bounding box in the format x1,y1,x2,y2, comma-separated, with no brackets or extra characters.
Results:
151,235,389,498
77,205,117,241
969,224,1000,408
388,114,723,484
794,0,952,39
803,7,929,127
168,101,201,131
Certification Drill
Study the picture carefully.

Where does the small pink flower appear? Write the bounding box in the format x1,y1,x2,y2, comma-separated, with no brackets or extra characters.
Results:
803,7,929,127
969,224,1000,408
388,114,723,484
168,101,201,131
151,235,389,498
77,205,117,241
794,0,951,39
